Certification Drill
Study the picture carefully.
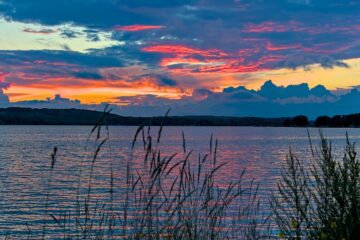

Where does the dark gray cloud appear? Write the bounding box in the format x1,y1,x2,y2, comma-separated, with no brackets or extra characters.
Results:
60,29,80,39
0,0,151,27
0,81,10,104
154,75,178,87
0,91,9,104
73,71,103,80
0,50,122,68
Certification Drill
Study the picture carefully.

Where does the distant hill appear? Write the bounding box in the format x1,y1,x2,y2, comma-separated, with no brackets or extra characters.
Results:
0,107,295,126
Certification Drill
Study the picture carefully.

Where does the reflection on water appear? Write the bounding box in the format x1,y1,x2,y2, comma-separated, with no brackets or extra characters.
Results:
0,126,360,238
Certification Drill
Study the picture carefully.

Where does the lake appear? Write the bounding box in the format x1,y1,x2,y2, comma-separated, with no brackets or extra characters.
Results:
1,126,360,238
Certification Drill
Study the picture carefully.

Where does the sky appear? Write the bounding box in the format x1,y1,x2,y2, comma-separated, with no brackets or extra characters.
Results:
1,0,360,117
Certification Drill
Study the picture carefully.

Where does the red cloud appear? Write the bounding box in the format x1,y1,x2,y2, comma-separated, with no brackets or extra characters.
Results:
142,44,281,73
114,25,164,32
142,45,230,71
142,45,228,58
0,72,7,80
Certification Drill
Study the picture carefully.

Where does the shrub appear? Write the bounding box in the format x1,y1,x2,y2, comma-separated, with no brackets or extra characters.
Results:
271,132,360,239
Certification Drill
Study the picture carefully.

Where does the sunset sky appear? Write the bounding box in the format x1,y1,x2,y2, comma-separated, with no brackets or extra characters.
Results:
1,0,360,116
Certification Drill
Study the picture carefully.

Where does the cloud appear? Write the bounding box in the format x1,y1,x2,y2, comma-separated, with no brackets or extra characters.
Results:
105,81,355,118
60,29,80,39
12,94,85,109
73,71,103,80
23,28,57,34
0,0,151,27
116,94,175,106
141,44,270,73
130,74,180,90
0,0,360,108
1,0,359,73
150,75,178,87
115,25,165,32
0,90,9,104
0,73,10,104
244,21,304,33
1,81,360,119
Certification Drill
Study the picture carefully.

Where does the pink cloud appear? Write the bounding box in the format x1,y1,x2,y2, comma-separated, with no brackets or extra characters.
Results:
244,21,305,33
142,44,283,74
142,45,228,58
114,25,165,32
33,60,78,67
0,72,11,90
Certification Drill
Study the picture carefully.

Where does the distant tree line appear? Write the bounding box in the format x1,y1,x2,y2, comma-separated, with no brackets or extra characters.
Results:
2,107,360,128
0,107,289,126
283,115,309,127
283,113,360,128
315,113,360,127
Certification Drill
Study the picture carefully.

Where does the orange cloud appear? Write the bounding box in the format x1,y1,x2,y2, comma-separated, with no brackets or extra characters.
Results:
266,42,301,51
5,65,182,97
114,25,164,32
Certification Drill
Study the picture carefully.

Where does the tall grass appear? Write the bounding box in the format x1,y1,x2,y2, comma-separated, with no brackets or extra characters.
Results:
35,111,262,239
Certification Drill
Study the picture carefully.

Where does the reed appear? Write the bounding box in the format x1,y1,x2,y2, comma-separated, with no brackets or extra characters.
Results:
34,110,261,239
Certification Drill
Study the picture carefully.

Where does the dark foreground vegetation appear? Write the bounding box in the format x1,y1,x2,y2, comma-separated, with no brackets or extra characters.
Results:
4,109,360,239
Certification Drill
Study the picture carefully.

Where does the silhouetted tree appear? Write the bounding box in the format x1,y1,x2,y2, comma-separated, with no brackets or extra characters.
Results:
292,115,308,127
283,119,292,127
315,116,331,127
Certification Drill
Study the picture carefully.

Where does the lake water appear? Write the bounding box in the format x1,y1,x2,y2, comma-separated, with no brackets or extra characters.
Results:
1,126,360,238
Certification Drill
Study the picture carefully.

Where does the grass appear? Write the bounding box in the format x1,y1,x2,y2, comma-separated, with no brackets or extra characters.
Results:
4,110,360,239
27,110,264,239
